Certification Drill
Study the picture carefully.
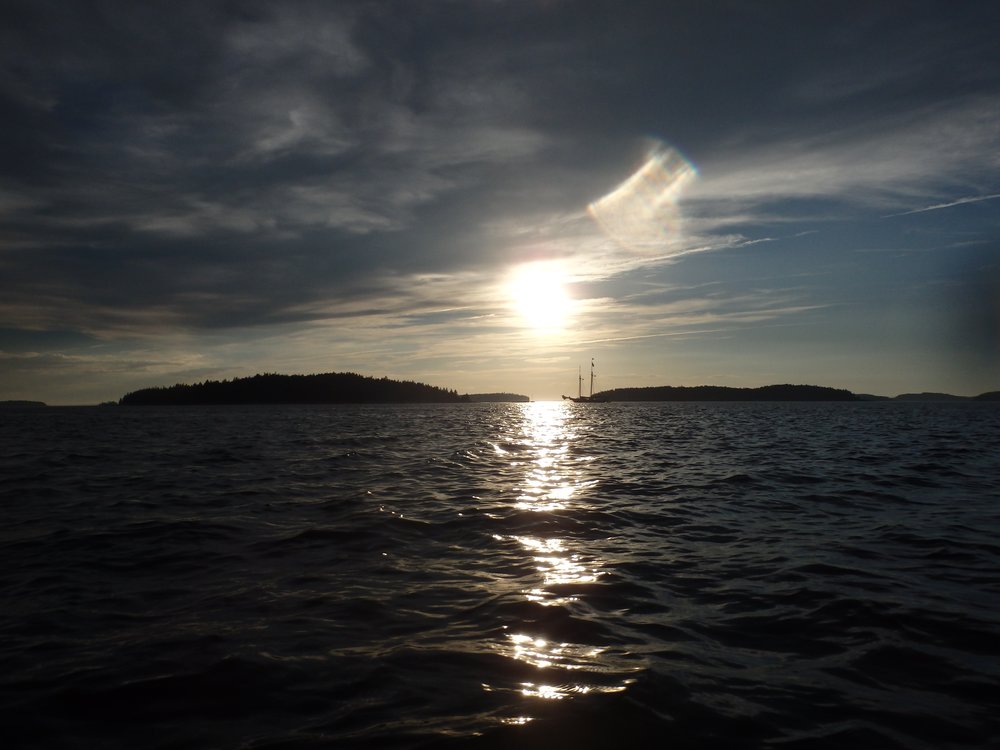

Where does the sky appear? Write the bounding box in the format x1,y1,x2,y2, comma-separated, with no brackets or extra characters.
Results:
1,1,998,404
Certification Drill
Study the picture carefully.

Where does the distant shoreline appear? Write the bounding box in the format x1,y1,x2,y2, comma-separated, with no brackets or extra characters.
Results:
117,373,532,406
9,378,999,407
593,385,1000,403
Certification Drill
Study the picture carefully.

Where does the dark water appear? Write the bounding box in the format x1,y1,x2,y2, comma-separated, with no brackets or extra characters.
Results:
2,402,999,749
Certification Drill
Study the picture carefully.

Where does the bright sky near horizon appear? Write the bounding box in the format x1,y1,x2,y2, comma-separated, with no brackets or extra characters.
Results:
1,1,998,403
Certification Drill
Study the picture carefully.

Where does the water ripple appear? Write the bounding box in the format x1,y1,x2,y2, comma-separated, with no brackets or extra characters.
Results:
1,402,998,748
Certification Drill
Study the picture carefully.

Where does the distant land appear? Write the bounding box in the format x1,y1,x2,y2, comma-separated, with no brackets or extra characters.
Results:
119,373,466,405
595,386,1000,402
595,384,858,401
465,393,530,403
895,391,1000,402
119,374,531,405
0,400,47,407
113,375,1000,405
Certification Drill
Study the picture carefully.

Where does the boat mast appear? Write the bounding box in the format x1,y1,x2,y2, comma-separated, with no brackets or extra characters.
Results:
589,358,595,398
578,367,583,398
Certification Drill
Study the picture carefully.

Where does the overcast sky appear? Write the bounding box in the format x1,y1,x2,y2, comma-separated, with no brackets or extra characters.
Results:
2,0,998,403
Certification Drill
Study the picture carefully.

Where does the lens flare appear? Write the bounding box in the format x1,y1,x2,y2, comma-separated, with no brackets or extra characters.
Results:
588,143,697,254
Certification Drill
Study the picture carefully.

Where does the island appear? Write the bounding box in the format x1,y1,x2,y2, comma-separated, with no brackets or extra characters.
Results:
465,393,530,403
114,374,999,406
119,373,466,405
874,391,999,402
893,392,971,402
587,385,1000,402
0,400,47,407
594,384,859,402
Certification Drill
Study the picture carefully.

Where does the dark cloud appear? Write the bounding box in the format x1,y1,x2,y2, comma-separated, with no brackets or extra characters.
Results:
1,1,999,400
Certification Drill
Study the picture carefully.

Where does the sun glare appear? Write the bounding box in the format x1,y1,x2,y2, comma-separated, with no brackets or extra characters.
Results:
508,263,572,333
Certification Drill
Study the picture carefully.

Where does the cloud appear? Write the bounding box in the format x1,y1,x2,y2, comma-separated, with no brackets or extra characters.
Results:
687,96,1000,214
885,192,1000,217
1,1,999,401
224,5,367,77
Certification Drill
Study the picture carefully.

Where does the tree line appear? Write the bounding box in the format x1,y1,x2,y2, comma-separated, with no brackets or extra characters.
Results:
119,372,467,405
595,384,860,401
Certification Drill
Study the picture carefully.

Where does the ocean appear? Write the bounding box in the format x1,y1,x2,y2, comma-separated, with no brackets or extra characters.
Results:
1,401,998,749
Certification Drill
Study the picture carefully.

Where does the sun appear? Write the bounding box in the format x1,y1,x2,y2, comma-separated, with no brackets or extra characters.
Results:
508,263,572,332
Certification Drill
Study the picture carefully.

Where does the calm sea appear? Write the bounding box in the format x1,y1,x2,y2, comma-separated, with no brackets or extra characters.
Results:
1,402,998,749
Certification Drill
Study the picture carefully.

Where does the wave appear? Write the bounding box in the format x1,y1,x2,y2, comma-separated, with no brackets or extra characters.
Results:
1,403,998,748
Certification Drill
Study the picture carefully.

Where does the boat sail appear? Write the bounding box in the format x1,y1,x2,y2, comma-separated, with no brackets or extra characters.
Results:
562,359,605,403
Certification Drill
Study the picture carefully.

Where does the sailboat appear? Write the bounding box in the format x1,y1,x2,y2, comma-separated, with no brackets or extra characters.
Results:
562,359,605,403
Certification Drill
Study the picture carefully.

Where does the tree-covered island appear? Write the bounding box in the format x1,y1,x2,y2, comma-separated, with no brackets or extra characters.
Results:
117,373,999,405
120,373,467,405
593,384,859,401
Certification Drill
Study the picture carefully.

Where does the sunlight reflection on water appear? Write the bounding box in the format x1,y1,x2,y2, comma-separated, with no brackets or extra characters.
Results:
513,401,581,512
4,404,997,747
485,402,637,709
